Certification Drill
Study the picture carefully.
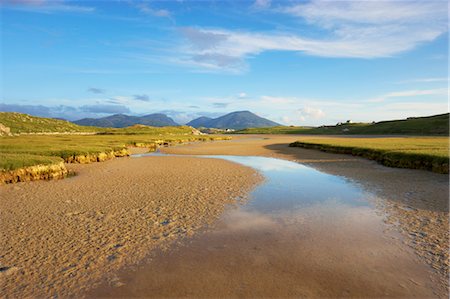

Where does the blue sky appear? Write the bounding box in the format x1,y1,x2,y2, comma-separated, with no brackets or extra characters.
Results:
0,0,448,125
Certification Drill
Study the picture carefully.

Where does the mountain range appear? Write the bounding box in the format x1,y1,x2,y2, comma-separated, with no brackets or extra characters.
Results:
74,111,280,129
187,111,280,130
74,113,178,128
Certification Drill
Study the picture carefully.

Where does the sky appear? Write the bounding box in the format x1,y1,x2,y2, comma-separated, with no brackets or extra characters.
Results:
0,0,448,125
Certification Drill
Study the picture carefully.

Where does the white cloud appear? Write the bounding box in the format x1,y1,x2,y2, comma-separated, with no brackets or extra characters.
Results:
238,92,248,99
134,3,170,17
3,0,95,13
298,106,326,121
283,1,445,25
367,88,447,103
252,0,271,10
178,1,447,71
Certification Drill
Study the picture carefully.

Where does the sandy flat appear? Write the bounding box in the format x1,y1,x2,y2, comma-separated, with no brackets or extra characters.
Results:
0,155,261,298
162,134,449,291
1,135,448,298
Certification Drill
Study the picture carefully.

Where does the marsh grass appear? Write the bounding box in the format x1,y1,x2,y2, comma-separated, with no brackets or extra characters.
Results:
290,137,449,173
236,113,449,136
0,131,226,171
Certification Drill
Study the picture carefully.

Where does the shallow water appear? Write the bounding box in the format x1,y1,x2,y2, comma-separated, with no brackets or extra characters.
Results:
90,154,443,298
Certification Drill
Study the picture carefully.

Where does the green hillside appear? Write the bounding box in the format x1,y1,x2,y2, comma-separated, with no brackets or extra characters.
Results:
235,113,449,136
0,112,198,136
0,112,96,134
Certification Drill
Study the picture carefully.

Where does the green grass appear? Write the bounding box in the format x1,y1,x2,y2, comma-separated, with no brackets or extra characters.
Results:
0,132,225,171
233,126,313,134
0,112,97,134
235,113,449,136
0,153,64,171
289,136,449,173
0,112,226,171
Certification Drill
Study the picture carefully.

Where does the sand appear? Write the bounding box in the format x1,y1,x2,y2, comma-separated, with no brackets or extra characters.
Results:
1,135,448,298
162,135,449,290
0,155,261,298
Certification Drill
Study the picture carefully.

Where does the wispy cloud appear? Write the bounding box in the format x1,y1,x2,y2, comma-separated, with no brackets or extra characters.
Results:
80,104,130,114
252,0,271,10
397,77,449,84
87,87,105,94
367,88,447,103
2,0,95,13
128,1,171,18
177,0,447,71
238,92,248,99
212,102,229,108
133,94,150,102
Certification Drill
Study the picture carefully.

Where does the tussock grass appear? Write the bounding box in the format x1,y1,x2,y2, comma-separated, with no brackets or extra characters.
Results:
290,137,449,173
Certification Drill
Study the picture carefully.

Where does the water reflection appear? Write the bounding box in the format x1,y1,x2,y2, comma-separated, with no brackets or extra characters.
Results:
206,155,370,213
90,154,445,298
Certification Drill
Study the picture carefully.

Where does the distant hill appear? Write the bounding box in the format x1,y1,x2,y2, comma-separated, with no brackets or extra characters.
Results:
236,113,449,136
74,113,178,128
186,116,213,128
187,111,280,130
0,112,95,134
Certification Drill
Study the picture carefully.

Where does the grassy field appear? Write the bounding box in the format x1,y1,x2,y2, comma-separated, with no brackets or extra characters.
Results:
290,137,449,173
0,132,224,171
0,112,229,172
0,112,98,134
236,113,449,136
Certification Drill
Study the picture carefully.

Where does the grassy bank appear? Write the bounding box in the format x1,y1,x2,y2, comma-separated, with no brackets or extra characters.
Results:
236,113,449,136
0,124,229,183
0,132,226,171
289,137,449,174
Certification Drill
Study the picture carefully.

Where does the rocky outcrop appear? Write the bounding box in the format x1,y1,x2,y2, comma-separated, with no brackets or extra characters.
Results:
0,123,12,136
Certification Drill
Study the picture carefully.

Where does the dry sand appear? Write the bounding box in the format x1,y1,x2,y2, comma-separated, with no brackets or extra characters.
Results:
0,155,261,298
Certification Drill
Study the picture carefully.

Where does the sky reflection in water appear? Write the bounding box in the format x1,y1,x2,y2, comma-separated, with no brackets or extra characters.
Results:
205,155,371,213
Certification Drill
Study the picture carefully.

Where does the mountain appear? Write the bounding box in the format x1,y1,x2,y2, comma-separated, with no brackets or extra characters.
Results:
186,116,213,128
187,111,280,130
74,113,178,128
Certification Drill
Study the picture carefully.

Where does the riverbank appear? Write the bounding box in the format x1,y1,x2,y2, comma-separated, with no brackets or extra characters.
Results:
289,137,449,174
0,125,230,184
0,155,261,298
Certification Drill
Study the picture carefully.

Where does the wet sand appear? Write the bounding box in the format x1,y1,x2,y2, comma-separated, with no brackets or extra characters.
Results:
1,135,448,298
0,155,261,298
163,136,449,288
